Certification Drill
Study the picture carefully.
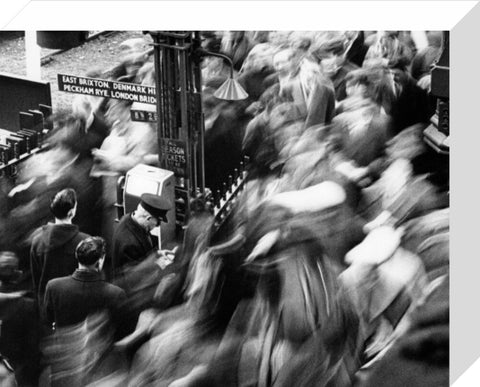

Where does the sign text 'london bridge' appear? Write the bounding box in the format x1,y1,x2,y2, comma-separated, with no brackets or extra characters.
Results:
58,74,157,104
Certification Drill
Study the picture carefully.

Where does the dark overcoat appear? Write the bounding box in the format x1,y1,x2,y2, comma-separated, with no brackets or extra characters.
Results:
44,269,125,329
30,223,89,304
111,214,154,278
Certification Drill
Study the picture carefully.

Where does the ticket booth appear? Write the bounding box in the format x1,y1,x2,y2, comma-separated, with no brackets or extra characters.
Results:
123,164,176,247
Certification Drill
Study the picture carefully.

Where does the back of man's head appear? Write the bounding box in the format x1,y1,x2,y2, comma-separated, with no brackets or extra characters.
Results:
50,188,77,220
76,237,106,266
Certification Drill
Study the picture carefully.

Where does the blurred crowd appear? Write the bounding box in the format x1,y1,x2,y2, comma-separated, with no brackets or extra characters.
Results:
0,30,448,386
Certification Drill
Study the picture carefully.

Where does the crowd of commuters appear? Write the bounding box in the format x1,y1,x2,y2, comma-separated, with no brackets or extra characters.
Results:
0,30,448,386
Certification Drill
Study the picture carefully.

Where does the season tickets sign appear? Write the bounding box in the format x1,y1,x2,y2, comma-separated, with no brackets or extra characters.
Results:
160,138,187,177
58,74,157,104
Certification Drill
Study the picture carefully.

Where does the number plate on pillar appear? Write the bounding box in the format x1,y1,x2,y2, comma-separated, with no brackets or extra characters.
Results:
131,110,157,122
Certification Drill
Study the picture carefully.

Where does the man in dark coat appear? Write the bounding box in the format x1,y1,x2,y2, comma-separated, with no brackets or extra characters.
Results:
43,237,127,387
111,193,171,279
110,194,174,336
44,237,126,331
30,188,89,307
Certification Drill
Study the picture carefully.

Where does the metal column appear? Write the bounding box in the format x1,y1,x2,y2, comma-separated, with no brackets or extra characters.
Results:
149,31,205,230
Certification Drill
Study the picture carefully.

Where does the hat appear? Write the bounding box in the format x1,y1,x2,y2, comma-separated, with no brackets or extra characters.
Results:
140,193,171,223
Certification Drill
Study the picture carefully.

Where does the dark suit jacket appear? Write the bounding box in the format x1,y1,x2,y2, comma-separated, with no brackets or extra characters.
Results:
112,214,154,278
44,269,126,331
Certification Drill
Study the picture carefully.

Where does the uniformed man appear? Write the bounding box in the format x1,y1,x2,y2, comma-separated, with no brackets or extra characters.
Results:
111,193,172,279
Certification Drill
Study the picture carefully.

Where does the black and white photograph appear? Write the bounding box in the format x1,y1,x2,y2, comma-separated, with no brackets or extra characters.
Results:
0,7,456,386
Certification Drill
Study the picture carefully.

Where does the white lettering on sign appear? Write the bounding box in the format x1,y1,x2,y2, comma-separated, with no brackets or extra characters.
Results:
166,145,185,155
94,89,109,97
113,82,150,94
160,139,187,176
58,73,157,104
166,153,186,164
63,84,95,95
78,78,110,88
139,95,156,104
110,91,140,102
62,75,77,84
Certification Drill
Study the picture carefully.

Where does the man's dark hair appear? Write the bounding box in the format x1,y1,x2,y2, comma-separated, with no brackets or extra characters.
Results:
75,237,106,266
50,188,77,219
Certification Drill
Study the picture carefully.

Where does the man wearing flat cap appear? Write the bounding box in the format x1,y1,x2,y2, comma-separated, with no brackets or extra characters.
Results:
111,193,171,279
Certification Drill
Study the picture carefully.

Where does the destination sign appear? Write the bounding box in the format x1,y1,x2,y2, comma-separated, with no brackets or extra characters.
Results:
58,74,157,104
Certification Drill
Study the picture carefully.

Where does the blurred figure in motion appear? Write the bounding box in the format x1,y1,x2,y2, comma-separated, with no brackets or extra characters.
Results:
358,275,448,387
343,31,369,68
30,188,90,309
411,31,443,83
41,312,126,387
237,38,277,102
91,66,158,175
363,31,413,71
329,67,392,194
273,47,336,130
339,225,428,385
105,37,151,83
241,184,360,387
42,237,127,387
411,31,443,94
182,182,361,387
0,251,40,387
312,34,358,102
363,31,432,136
220,31,255,71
